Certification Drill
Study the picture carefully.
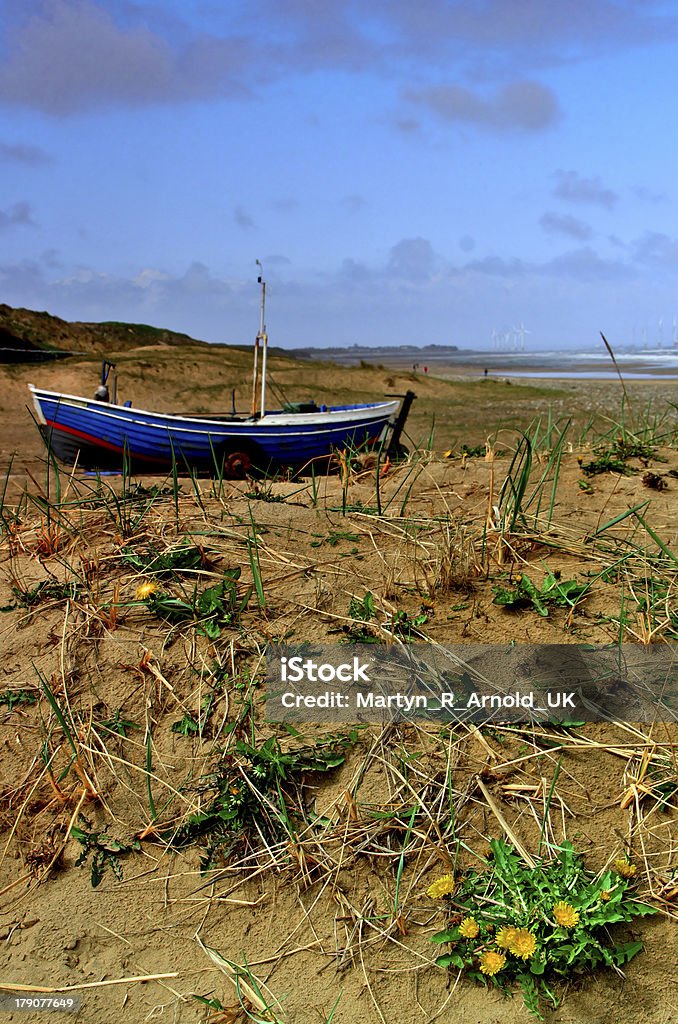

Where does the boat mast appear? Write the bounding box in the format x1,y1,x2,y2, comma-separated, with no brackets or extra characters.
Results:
251,260,268,418
257,260,268,418
251,335,259,417
250,262,260,416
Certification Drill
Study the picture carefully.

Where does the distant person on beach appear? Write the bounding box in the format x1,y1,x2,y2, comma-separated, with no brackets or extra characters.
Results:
484,367,488,377
424,366,428,374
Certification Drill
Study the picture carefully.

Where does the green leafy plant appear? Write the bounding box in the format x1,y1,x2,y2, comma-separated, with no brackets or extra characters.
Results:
310,530,361,548
11,580,79,608
580,452,631,476
71,816,140,887
341,591,382,642
386,607,431,641
458,443,487,458
173,731,359,868
143,569,252,637
171,693,215,737
493,571,586,617
171,713,201,737
121,540,205,575
580,434,659,477
244,479,287,502
98,709,140,737
429,839,656,1019
348,591,375,621
644,762,678,809
0,688,37,711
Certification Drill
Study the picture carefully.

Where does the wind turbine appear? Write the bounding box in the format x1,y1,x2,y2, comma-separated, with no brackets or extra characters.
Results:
514,322,530,352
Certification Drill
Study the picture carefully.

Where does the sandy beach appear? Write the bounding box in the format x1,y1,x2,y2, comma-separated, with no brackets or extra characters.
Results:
0,338,675,1024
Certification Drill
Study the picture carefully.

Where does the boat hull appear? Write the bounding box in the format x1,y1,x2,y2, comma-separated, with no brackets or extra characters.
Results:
29,386,400,474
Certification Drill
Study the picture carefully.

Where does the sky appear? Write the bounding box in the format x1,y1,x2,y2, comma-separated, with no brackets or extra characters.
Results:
2,1,678,350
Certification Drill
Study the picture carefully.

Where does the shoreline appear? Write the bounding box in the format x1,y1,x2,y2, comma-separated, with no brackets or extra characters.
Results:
436,366,678,382
296,347,678,380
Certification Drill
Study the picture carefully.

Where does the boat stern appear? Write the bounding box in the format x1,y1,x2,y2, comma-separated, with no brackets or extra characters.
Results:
385,389,416,459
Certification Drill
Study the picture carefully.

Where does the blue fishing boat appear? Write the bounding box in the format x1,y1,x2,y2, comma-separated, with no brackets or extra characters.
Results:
29,269,414,476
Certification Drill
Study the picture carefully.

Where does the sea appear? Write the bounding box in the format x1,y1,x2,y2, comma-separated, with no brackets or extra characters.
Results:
293,345,678,380
461,348,678,380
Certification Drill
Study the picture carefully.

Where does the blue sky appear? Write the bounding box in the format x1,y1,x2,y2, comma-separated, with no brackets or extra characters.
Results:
2,0,678,350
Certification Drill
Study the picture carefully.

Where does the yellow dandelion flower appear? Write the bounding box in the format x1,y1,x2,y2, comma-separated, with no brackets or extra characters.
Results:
613,859,637,879
135,581,158,600
553,901,580,928
508,928,537,960
479,950,506,976
495,926,517,949
426,874,455,899
599,890,611,902
458,917,479,939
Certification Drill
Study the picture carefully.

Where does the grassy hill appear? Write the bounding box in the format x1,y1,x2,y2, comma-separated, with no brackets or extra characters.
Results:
0,303,205,355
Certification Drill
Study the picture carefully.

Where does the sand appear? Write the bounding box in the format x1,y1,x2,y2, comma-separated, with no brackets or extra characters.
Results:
0,345,675,1023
